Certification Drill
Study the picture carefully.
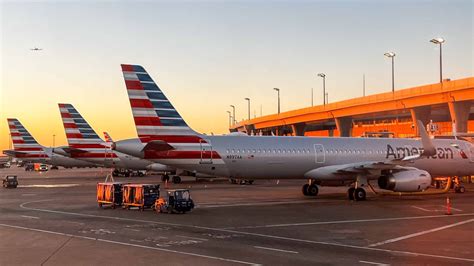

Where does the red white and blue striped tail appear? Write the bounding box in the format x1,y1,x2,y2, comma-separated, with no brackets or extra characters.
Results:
103,132,113,143
7,118,47,158
121,64,201,144
58,103,114,159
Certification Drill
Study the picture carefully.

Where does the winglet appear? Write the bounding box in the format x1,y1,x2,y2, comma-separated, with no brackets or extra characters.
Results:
417,120,436,156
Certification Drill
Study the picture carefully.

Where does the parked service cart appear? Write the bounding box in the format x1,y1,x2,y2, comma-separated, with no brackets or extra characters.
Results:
155,189,195,214
122,184,160,211
97,182,124,208
3,175,18,188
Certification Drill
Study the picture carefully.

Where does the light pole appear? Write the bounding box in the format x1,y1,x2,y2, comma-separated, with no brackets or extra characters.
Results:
226,111,232,128
244,98,250,120
430,37,445,83
384,52,396,93
229,105,236,125
52,134,56,147
317,73,326,105
273,88,280,114
311,88,314,106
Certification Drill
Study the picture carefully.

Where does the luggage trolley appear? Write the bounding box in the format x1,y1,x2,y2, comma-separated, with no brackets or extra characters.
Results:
122,184,160,211
97,182,124,209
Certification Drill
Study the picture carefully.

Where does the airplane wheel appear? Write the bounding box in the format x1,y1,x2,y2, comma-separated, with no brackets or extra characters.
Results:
162,175,170,182
455,186,465,193
172,176,181,184
308,184,318,196
347,188,355,200
302,184,309,196
354,188,366,201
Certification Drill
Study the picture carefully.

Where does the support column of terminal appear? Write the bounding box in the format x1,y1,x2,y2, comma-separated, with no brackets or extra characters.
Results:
410,106,431,136
335,117,353,137
291,122,307,136
448,101,472,134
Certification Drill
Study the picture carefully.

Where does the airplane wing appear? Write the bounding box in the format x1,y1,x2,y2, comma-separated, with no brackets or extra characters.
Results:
304,120,436,179
141,140,175,152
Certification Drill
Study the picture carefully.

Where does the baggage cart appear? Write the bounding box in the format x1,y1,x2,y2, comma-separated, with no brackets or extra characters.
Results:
97,182,124,208
123,184,160,210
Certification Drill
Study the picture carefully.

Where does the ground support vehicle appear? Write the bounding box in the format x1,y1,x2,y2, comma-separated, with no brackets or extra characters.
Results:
3,175,18,188
155,189,194,214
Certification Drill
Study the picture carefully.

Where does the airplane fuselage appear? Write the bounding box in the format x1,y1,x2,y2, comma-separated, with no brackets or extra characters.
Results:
142,136,474,180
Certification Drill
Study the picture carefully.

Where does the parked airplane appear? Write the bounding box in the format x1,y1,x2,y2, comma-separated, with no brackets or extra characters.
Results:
56,103,175,177
3,118,97,168
113,65,474,200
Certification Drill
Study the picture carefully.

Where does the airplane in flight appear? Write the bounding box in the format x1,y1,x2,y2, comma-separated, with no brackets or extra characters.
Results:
3,118,97,168
30,47,43,51
113,64,474,200
56,103,175,178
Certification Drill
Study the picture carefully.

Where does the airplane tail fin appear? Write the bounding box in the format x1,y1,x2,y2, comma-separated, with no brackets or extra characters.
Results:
417,120,436,156
58,103,105,149
121,64,201,144
103,132,113,143
7,118,46,157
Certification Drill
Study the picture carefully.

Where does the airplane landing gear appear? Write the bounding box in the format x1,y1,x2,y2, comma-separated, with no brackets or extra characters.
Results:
347,187,366,201
302,180,318,197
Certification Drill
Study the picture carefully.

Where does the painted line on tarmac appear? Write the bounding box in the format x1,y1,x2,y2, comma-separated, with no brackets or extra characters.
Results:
411,205,463,212
20,200,474,263
359,260,389,266
19,184,79,188
20,215,39,219
368,218,474,247
176,235,209,241
198,199,329,208
227,213,474,229
0,223,260,266
254,246,298,254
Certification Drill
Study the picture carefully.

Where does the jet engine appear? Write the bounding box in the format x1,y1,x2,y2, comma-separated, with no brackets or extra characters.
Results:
146,163,174,172
378,169,431,192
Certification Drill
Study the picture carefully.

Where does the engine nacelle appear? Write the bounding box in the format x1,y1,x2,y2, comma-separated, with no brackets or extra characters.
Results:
378,169,431,192
146,163,174,172
112,138,145,158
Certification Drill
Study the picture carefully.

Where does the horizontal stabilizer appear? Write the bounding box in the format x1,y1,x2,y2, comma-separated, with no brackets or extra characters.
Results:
61,147,89,154
3,149,27,156
141,140,175,152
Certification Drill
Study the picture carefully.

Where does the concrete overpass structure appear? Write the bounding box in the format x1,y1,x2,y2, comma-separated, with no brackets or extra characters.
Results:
231,77,474,137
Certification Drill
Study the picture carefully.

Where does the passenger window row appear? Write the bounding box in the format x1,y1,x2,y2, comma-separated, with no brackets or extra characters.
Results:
325,149,384,155
226,148,311,154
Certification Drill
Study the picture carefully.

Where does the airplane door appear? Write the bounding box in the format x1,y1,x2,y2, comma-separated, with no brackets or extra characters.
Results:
200,139,213,164
466,143,474,163
314,144,325,163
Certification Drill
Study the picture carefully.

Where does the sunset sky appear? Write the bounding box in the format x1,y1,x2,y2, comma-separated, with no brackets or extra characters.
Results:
1,0,472,152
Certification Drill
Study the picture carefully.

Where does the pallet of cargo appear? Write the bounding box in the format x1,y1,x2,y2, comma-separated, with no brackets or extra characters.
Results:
122,184,160,211
97,182,125,209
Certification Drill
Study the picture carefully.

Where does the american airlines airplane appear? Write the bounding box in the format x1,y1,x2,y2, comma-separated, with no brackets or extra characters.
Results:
113,64,474,200
3,118,97,168
56,103,174,176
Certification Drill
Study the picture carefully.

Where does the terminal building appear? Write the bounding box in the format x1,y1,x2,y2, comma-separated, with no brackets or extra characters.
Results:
231,77,474,138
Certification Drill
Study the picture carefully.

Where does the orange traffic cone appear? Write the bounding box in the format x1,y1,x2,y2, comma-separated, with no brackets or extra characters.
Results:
445,197,452,215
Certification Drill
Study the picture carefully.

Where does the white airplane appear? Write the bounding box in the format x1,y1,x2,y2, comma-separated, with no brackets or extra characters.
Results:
55,103,175,177
3,118,97,168
113,64,474,200
30,47,43,51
